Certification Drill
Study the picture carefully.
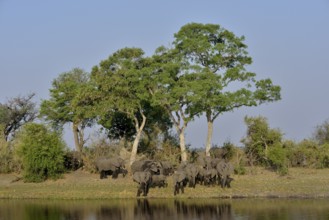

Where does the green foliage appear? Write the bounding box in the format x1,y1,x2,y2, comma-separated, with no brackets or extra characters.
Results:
40,68,92,152
15,123,65,182
173,23,281,155
242,116,283,166
318,143,329,168
287,139,329,169
267,143,288,175
313,119,329,145
0,132,11,173
0,125,22,173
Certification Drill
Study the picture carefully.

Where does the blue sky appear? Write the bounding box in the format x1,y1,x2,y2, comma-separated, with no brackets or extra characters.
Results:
1,1,329,148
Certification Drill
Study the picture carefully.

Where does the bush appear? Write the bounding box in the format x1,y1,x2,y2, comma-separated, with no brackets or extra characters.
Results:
0,139,11,173
267,143,288,175
15,123,65,182
242,116,283,166
0,126,22,173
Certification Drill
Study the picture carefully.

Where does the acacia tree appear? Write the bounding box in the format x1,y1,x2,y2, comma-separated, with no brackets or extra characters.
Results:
91,47,154,165
147,46,201,162
173,23,281,156
0,93,37,141
40,68,92,153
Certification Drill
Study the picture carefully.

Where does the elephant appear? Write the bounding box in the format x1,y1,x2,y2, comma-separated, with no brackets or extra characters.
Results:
216,161,234,188
95,157,127,179
210,158,222,169
203,168,218,186
150,174,168,188
131,160,161,175
133,171,152,196
172,170,188,195
159,161,174,176
184,163,199,188
196,166,207,185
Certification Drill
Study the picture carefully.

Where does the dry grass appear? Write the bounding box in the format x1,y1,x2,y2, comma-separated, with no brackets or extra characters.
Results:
1,167,329,199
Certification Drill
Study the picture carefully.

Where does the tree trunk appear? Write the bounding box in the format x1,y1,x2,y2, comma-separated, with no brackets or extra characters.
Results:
179,130,187,162
205,110,214,157
129,113,147,166
205,120,214,157
167,108,188,162
72,122,82,152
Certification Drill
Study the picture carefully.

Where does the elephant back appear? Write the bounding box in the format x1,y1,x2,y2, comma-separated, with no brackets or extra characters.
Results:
216,161,234,176
131,160,159,174
133,171,152,184
172,170,186,183
95,157,124,171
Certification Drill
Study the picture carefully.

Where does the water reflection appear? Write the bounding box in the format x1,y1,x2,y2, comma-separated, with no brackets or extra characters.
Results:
1,198,329,220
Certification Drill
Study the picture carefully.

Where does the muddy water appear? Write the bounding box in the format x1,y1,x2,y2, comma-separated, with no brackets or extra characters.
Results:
1,198,329,220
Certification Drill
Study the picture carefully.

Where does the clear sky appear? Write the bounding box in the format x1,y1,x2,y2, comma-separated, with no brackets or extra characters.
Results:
1,1,329,148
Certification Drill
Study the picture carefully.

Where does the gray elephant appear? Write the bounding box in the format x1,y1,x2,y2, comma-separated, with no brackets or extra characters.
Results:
184,163,199,188
133,171,152,196
159,161,174,176
95,157,127,179
204,168,218,186
131,160,161,175
216,161,234,188
172,170,187,195
150,174,168,188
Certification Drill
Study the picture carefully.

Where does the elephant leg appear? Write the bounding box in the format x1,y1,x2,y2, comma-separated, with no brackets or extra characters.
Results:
145,184,150,196
180,182,185,194
226,177,233,188
100,170,106,179
137,185,142,197
139,183,145,196
112,170,119,179
221,177,226,188
174,183,178,195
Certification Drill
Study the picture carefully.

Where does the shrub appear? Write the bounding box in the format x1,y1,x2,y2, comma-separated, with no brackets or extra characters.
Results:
15,123,65,182
317,143,329,168
242,116,283,166
0,126,22,173
267,143,288,175
0,138,11,173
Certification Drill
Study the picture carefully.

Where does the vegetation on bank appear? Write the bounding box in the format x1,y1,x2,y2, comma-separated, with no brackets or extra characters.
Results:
1,167,329,199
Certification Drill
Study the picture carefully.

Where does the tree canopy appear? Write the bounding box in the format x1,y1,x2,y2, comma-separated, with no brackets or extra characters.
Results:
172,23,281,156
0,93,37,141
40,68,92,152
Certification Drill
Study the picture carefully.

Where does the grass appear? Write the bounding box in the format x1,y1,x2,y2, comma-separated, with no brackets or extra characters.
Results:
1,167,329,199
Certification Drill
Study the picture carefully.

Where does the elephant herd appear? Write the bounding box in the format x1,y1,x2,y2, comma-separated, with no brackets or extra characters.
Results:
95,156,234,197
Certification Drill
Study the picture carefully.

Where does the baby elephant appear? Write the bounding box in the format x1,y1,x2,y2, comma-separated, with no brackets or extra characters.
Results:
133,171,152,197
150,174,168,188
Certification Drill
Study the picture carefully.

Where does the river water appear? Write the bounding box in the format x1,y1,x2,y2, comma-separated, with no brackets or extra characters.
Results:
1,198,329,220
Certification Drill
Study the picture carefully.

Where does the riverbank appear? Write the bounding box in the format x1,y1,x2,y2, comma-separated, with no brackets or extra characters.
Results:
1,167,329,199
